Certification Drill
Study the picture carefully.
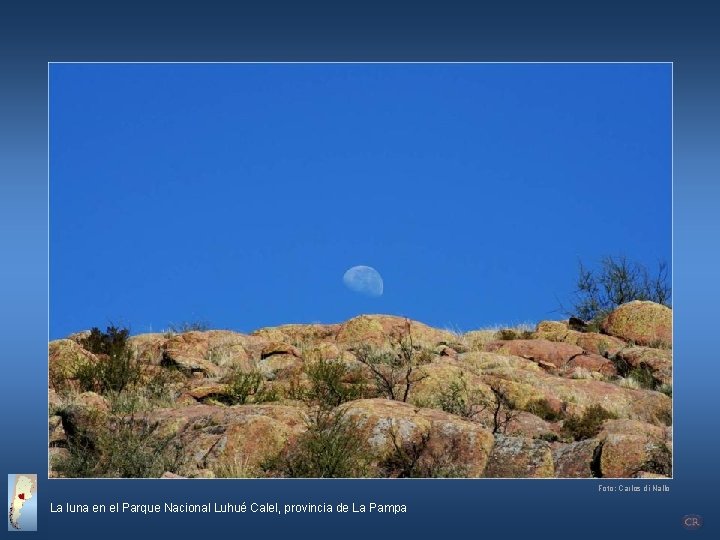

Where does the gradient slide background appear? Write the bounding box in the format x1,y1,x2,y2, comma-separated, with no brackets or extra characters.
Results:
1,2,718,538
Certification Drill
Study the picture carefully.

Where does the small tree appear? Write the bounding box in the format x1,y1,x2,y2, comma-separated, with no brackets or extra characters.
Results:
353,319,431,402
488,384,519,434
567,256,671,323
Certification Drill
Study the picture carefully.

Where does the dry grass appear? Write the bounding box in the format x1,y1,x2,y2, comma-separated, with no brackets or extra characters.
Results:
617,376,641,389
445,322,537,352
213,454,257,478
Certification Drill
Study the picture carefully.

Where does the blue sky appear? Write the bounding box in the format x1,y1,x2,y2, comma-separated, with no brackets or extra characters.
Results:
49,63,671,339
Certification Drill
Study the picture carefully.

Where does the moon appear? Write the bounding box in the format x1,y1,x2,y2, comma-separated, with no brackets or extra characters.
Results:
343,265,384,297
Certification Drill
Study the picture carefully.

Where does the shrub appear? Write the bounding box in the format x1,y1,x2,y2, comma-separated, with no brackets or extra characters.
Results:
378,425,468,478
436,372,488,420
562,405,617,441
353,319,431,402
213,455,256,478
221,369,277,405
77,326,142,395
304,357,365,409
167,320,209,333
265,408,372,478
53,415,186,478
626,366,657,390
496,328,534,340
524,398,564,422
611,355,660,391
566,255,671,323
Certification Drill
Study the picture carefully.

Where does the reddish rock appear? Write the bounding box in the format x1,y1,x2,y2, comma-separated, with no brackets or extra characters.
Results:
128,333,168,364
162,332,220,377
566,353,617,377
597,419,671,478
335,315,454,349
505,412,561,440
144,404,307,476
601,301,672,348
552,439,601,478
485,339,585,371
484,435,554,478
261,342,301,359
49,339,98,391
343,398,494,477
566,332,627,357
534,321,569,342
616,347,672,386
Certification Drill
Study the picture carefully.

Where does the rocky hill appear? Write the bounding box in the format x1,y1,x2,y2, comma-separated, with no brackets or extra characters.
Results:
48,300,672,478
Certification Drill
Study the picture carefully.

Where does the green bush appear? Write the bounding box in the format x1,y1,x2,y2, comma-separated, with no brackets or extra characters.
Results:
77,326,142,395
562,405,617,441
221,369,277,405
524,398,564,422
626,366,657,390
436,372,488,420
378,426,468,478
304,357,365,409
53,415,186,478
610,355,660,391
265,408,371,478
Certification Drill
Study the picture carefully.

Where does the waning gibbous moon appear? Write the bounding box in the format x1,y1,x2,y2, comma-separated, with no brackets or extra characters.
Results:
342,265,384,297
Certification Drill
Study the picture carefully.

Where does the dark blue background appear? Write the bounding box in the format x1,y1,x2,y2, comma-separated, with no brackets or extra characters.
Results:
1,2,718,538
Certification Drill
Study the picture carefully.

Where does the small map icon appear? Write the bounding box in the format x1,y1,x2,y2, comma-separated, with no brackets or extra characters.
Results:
7,474,37,531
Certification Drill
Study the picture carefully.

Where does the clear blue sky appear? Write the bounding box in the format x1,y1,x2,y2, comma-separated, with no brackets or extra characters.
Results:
50,63,671,339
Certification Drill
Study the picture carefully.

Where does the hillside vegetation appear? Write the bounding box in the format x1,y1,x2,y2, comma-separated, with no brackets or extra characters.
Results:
48,301,672,478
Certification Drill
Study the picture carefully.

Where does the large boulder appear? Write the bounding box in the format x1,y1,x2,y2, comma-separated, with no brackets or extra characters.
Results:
57,391,110,445
162,332,221,377
128,333,169,364
534,321,570,342
459,352,671,426
601,301,672,348
505,412,561,440
161,330,267,378
485,339,614,378
565,332,627,357
406,359,493,411
483,435,554,478
335,315,454,349
566,353,617,377
552,439,601,478
485,339,585,371
342,399,494,477
142,404,307,476
49,339,98,391
252,323,340,347
597,419,671,478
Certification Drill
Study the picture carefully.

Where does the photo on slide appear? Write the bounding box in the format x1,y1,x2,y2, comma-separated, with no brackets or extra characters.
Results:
48,63,672,479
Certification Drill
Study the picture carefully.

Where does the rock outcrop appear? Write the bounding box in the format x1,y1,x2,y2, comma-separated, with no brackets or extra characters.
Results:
601,301,672,348
48,304,672,478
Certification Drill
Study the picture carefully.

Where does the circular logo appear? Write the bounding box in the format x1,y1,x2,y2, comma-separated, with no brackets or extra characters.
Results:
682,515,703,530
